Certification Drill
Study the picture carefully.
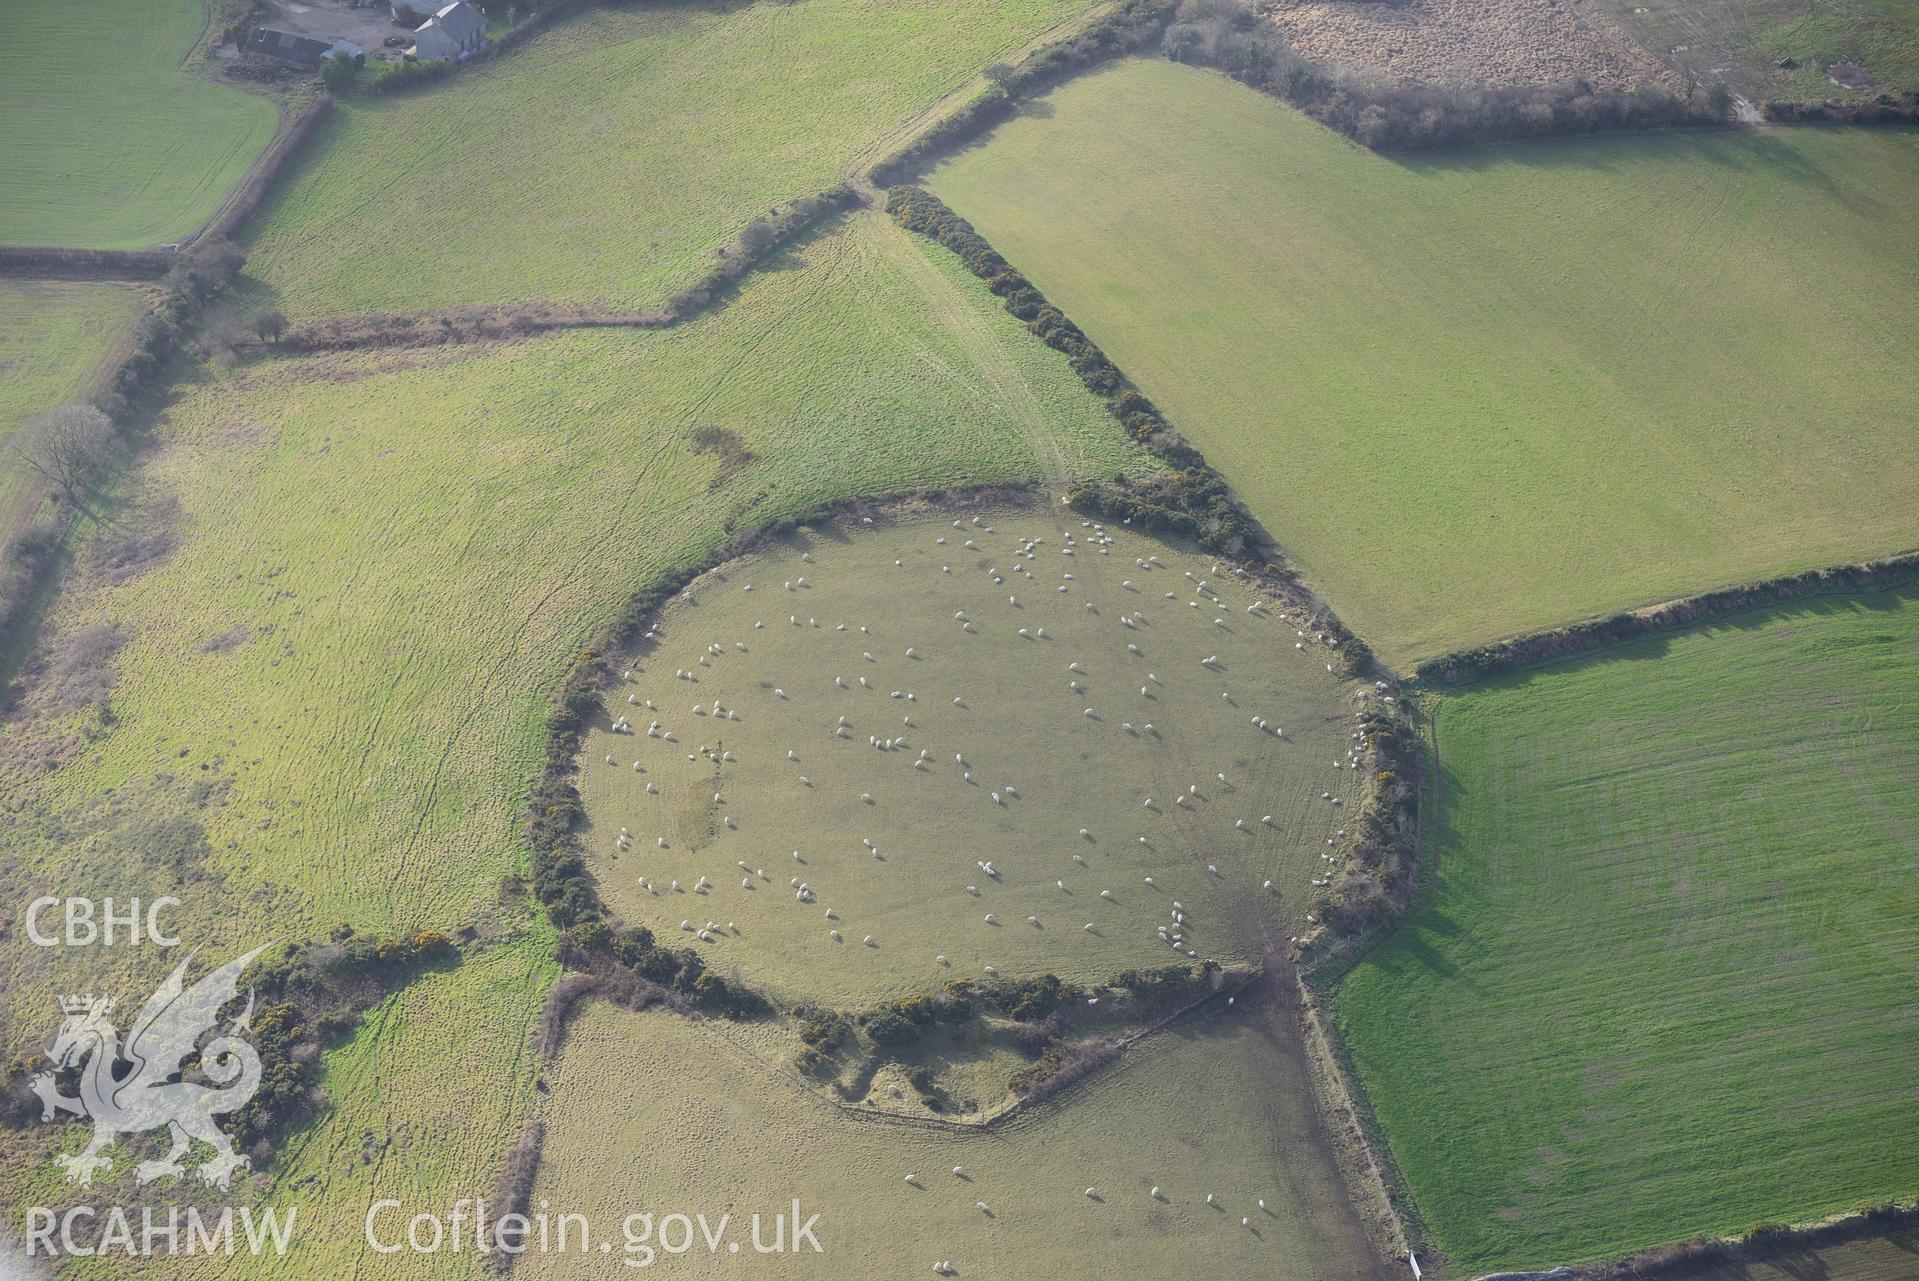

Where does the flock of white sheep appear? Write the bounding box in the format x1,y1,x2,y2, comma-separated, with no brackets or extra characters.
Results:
591,513,1362,977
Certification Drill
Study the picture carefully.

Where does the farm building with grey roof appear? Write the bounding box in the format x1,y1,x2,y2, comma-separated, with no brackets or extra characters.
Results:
411,1,486,62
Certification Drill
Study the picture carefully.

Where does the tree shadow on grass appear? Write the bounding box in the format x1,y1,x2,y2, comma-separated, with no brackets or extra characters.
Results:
1468,585,1919,696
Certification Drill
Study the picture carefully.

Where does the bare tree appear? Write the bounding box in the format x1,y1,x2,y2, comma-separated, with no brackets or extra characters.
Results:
252,309,289,344
12,404,114,503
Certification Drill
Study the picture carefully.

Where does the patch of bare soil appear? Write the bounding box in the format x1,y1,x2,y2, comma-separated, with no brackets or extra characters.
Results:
1264,0,1672,89
1827,60,1875,89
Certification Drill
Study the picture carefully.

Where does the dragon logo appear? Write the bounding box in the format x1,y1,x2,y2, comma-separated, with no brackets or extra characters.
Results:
31,945,268,1189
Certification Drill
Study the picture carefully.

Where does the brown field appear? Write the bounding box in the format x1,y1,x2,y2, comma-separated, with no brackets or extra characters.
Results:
521,993,1391,1281
1265,0,1670,88
1677,1231,1919,1281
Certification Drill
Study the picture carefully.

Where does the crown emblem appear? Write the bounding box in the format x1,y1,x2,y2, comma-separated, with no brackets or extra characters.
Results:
59,994,111,1015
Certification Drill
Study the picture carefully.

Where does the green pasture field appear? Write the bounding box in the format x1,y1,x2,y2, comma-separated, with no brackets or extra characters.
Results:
927,58,1919,668
241,0,1100,320
0,281,144,532
581,505,1363,1008
0,0,278,249
1334,589,1919,1273
521,998,1386,1281
0,214,1142,1269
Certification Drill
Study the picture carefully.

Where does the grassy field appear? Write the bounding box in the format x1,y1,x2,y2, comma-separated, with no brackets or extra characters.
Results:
0,214,1141,967
0,0,278,249
26,937,555,1281
0,214,1144,1261
0,281,145,531
1754,0,1919,96
223,937,556,1281
521,998,1386,1280
1333,590,1919,1273
241,0,1099,320
927,59,1919,668
581,505,1362,1007
1599,0,1919,103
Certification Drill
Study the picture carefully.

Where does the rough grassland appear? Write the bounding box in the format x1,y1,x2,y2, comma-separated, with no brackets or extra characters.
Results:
1747,0,1919,97
226,938,556,1281
1334,590,1919,1273
0,216,1142,1268
928,59,1919,668
0,215,1141,967
582,507,1361,1007
0,0,278,248
523,1000,1385,1280
0,281,144,531
1598,0,1919,103
241,0,1098,320
32,937,554,1281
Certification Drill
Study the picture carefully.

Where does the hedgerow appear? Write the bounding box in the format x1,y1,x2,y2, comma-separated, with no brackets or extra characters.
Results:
1764,89,1919,125
868,0,1180,187
1415,552,1919,685
222,929,460,1154
885,185,1262,559
869,0,1728,186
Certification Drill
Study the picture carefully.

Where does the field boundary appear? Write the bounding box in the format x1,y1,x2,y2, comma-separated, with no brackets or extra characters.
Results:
881,185,1381,675
1554,1200,1919,1281
695,967,1263,1137
1296,969,1426,1263
1764,91,1919,125
0,248,176,281
229,188,859,358
194,93,334,246
0,96,329,271
862,1,1732,185
1413,551,1919,686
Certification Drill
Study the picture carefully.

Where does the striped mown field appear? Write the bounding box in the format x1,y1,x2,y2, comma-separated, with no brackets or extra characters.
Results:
1334,590,1919,1273
0,0,277,248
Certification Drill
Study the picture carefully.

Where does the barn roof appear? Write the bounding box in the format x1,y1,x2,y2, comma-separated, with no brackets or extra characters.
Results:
246,26,334,69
